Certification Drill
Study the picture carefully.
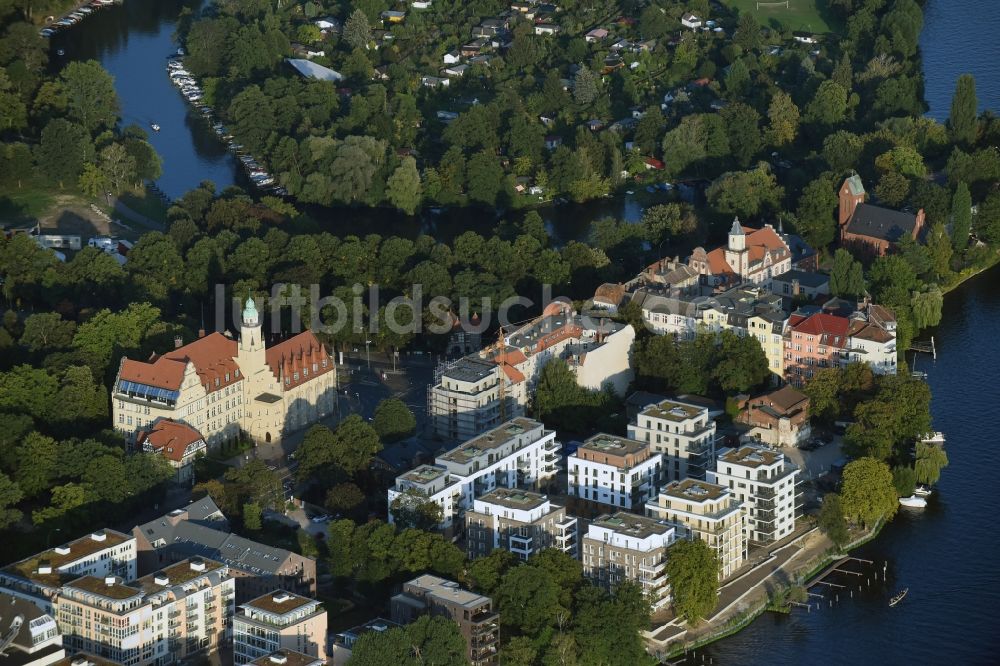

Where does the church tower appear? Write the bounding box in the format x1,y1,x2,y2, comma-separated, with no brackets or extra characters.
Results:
238,295,266,377
725,217,747,277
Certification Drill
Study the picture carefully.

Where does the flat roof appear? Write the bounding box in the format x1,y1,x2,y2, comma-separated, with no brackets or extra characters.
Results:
64,576,142,601
249,651,324,666
592,512,673,540
440,357,497,383
720,445,781,468
579,433,646,457
52,654,120,666
243,590,317,615
476,488,548,511
135,558,224,593
404,574,490,609
439,417,541,465
640,399,704,421
400,464,448,485
3,530,132,587
662,479,728,503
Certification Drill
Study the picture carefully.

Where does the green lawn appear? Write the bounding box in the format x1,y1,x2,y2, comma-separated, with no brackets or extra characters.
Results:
117,186,170,225
724,0,840,35
0,185,56,227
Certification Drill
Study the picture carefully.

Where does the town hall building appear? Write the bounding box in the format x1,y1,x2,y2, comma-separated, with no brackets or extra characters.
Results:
113,296,337,449
688,219,792,289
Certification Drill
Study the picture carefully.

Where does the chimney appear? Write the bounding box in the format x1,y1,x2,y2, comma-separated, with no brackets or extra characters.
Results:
104,576,118,586
189,558,206,572
792,279,800,297
37,560,52,575
198,327,206,338
174,335,183,349
153,572,170,586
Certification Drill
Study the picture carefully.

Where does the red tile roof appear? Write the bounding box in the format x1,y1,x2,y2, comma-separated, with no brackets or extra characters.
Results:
792,313,850,347
266,331,333,389
164,332,240,394
119,357,186,391
138,419,204,462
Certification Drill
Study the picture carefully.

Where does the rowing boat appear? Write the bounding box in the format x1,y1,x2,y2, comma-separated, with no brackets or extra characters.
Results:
889,588,908,607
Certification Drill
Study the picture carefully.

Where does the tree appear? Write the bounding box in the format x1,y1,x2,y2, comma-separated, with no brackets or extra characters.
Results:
640,203,697,245
818,492,849,548
325,482,365,517
572,65,600,107
911,287,943,329
706,163,784,219
228,86,276,155
496,565,563,636
387,157,421,215
925,224,953,280
389,488,444,530
531,548,583,607
242,502,262,531
951,182,972,251
466,150,504,206
0,473,23,530
469,549,517,595
20,313,76,353
372,398,416,442
14,432,58,498
724,58,750,99
500,638,538,666
795,176,839,251
892,466,917,497
721,103,762,168
766,91,800,147
666,538,718,624
713,329,769,394
99,143,137,195
874,170,909,207
78,163,109,198
829,249,866,298
804,368,842,424
351,615,467,666
60,60,119,133
914,442,949,485
948,73,978,146
36,118,92,188
840,457,898,529
733,12,761,51
804,80,849,127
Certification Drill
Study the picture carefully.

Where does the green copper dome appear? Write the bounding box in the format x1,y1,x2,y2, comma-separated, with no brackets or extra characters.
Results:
243,294,258,323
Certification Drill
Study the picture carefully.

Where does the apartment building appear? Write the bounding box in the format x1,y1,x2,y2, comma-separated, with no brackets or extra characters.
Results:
465,489,577,560
391,575,498,666
567,433,662,510
54,557,234,666
0,592,65,666
646,479,745,579
133,500,316,603
388,418,561,534
113,296,336,449
233,591,327,665
709,445,801,546
428,301,634,441
628,399,716,482
0,530,136,613
581,513,677,609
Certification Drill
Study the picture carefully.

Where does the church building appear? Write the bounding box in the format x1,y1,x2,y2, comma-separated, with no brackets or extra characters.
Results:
113,296,337,449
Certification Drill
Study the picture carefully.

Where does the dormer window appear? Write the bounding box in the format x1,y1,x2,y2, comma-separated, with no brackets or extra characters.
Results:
225,372,230,381
285,377,291,385
322,359,328,367
215,378,220,387
303,368,308,377
235,369,240,377
293,372,299,381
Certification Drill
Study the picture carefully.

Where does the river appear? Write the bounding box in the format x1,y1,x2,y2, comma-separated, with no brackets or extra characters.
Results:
49,0,1000,662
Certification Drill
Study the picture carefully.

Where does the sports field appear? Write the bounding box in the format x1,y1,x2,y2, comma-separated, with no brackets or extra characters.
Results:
724,0,840,34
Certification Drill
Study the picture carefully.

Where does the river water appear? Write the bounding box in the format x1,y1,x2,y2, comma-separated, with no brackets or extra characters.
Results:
49,0,1000,662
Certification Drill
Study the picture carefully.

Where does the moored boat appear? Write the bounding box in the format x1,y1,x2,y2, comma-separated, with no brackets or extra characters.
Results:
919,431,946,445
899,495,927,508
889,588,908,607
914,485,933,497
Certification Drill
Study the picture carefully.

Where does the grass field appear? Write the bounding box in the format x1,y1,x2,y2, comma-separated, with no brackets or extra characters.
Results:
0,184,56,227
724,0,840,35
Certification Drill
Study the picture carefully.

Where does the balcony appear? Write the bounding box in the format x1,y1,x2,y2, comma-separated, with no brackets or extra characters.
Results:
639,560,667,576
471,612,499,632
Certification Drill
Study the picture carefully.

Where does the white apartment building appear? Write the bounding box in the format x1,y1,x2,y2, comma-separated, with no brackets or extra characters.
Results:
629,399,716,482
581,512,677,609
0,530,137,613
428,301,634,441
389,418,561,534
646,479,745,579
465,489,577,560
234,592,327,665
567,433,662,510
54,558,235,666
709,445,800,546
113,296,337,450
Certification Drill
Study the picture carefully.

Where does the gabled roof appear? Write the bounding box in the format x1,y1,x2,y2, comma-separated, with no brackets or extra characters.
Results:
846,203,919,243
138,419,204,462
119,356,186,390
265,331,332,389
163,332,240,392
593,282,626,305
791,312,850,346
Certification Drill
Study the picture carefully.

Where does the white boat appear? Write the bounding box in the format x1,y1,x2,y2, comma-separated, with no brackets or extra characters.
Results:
914,485,933,497
920,432,946,445
899,495,927,508
150,123,160,132
889,588,908,607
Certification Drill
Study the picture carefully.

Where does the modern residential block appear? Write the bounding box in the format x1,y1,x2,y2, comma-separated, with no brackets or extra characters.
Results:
233,591,327,665
646,479,745,579
391,575,498,666
465,489,577,560
567,433,662,510
709,445,801,546
581,513,677,609
628,399,716,482
0,592,65,666
388,418,561,534
248,650,324,666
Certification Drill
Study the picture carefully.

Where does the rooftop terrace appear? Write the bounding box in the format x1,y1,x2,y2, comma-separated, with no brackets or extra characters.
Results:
63,576,142,601
400,464,449,486
243,590,318,616
579,433,647,457
641,399,705,421
2,530,132,588
135,558,224,593
591,512,674,540
720,445,781,468
476,488,549,511
662,478,728,503
404,574,491,609
438,417,541,465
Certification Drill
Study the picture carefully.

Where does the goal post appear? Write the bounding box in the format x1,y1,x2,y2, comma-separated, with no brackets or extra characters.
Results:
756,1,789,8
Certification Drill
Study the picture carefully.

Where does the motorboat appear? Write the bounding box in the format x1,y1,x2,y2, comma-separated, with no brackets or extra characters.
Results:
919,432,946,445
150,123,160,132
56,48,65,56
889,588,908,607
914,485,933,498
899,495,927,508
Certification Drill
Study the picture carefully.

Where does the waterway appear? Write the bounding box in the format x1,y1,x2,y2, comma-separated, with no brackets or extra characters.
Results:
47,0,1000,662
